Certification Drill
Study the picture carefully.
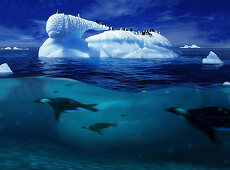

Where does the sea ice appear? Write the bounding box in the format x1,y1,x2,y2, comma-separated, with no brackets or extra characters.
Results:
202,51,224,64
0,63,13,74
39,14,178,58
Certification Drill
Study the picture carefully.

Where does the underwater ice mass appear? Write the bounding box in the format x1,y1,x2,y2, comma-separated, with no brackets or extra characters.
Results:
39,14,178,58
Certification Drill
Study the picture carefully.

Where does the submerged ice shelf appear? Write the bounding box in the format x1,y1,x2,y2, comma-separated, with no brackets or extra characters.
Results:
39,14,178,58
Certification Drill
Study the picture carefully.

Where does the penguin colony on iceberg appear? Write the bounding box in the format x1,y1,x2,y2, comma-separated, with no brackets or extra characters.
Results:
55,10,161,37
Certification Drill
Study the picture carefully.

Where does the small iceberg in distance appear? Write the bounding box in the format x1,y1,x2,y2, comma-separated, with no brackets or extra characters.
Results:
202,51,224,64
1,47,29,50
180,44,201,48
223,82,230,86
0,63,13,75
3,47,11,50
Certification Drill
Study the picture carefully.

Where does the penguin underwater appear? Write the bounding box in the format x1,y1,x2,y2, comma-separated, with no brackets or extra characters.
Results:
165,106,230,144
82,123,117,135
35,98,98,121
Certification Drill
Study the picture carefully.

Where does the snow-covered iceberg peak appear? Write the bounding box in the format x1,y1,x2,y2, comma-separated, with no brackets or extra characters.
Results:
0,63,13,74
39,14,109,58
202,51,224,64
46,14,109,39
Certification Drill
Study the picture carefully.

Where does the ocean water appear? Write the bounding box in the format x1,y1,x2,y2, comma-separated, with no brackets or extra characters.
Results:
0,48,230,169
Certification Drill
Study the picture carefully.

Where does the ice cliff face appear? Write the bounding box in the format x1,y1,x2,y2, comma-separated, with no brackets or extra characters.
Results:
39,14,178,58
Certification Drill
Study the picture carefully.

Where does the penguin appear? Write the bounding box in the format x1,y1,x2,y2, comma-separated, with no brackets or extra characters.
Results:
130,28,133,32
98,21,102,24
110,26,113,30
104,23,108,26
95,20,99,23
77,13,80,17
35,98,98,122
120,27,122,30
82,123,117,135
165,106,230,144
124,26,127,31
56,9,59,14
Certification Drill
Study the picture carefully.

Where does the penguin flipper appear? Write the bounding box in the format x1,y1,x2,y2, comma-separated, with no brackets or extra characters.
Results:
202,127,221,144
96,130,104,135
54,109,62,122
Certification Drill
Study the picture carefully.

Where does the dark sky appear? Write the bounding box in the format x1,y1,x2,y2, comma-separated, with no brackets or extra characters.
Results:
0,0,229,47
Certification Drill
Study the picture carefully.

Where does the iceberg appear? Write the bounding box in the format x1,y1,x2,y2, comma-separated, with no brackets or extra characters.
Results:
1,47,28,50
202,51,224,64
3,47,11,50
39,14,177,58
0,63,13,74
86,30,177,58
223,82,230,86
180,45,200,48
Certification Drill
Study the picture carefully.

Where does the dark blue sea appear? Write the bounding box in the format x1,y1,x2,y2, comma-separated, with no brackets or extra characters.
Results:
0,48,230,169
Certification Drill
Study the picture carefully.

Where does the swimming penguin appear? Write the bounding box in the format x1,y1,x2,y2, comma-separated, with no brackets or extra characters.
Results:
56,9,59,14
82,123,117,135
165,106,230,144
35,98,98,122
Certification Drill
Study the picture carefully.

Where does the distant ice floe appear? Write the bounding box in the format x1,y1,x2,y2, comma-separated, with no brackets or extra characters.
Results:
180,45,201,48
39,14,178,59
223,82,230,86
202,51,224,64
0,63,13,74
1,47,29,50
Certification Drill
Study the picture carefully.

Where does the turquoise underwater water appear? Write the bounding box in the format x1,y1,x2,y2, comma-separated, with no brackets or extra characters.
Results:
1,77,230,169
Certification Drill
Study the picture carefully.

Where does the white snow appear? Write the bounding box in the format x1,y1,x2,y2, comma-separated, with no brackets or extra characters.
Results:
180,45,200,48
39,14,178,58
0,63,13,74
223,82,230,86
202,51,223,64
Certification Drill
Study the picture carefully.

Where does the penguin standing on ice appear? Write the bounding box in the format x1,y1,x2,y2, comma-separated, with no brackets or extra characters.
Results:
56,9,59,14
130,28,133,32
124,26,127,31
120,27,122,30
110,26,114,30
77,13,80,17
